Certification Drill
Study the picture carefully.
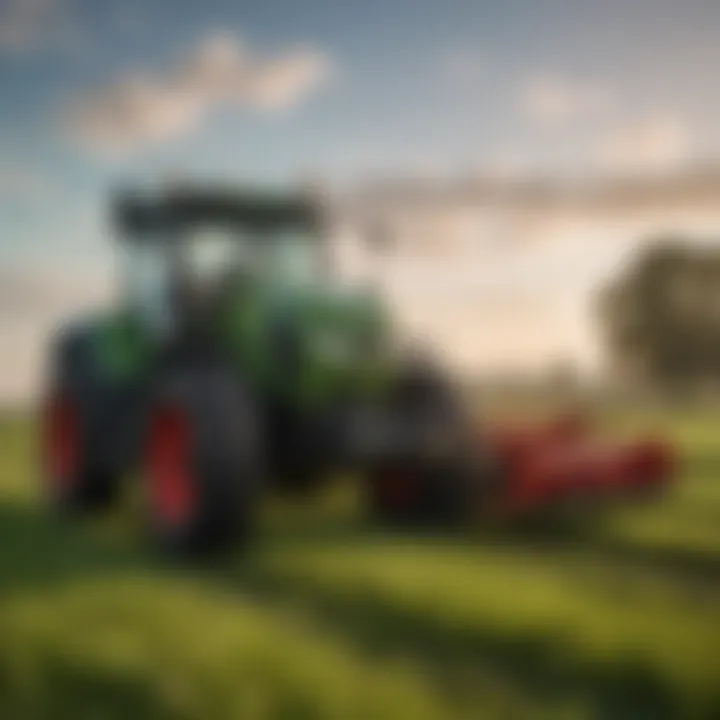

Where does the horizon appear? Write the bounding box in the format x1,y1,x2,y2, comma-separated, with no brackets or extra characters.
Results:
3,0,720,400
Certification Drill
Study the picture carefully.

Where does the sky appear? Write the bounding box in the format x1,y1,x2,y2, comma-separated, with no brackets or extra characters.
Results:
2,0,720,398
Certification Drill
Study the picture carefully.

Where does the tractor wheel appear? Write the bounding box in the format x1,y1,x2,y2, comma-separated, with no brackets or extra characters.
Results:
41,330,122,513
144,363,262,559
366,357,489,527
367,461,481,527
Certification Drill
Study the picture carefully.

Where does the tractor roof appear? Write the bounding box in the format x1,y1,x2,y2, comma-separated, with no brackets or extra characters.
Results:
114,186,322,237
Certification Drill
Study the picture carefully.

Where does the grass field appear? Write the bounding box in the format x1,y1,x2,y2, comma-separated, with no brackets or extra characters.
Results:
0,409,718,719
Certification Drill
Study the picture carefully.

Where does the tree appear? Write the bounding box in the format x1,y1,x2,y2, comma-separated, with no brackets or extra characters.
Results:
598,237,720,391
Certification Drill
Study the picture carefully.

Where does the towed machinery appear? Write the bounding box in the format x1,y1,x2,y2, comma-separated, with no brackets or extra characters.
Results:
42,186,675,557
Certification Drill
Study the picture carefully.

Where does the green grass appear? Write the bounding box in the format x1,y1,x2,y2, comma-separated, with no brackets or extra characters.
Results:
0,409,718,719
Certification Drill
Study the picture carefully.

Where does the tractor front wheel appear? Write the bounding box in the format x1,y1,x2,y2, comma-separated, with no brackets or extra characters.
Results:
42,329,123,514
42,389,120,512
144,364,262,559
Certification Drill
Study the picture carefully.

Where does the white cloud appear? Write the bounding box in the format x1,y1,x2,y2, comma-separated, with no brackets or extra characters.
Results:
520,74,612,129
443,48,484,87
596,115,692,174
66,32,333,155
0,0,71,53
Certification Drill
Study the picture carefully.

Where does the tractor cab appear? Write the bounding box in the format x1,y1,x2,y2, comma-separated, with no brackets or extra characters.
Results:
113,187,326,336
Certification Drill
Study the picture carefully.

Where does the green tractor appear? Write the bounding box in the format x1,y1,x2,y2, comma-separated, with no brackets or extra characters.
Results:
41,185,483,557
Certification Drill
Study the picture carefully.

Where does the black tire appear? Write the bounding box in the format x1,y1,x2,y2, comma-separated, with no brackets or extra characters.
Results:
366,357,490,527
41,328,122,514
144,361,262,558
367,460,482,527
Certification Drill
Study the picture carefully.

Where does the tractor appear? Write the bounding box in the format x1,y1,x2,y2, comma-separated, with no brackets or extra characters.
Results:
41,185,486,556
41,185,675,558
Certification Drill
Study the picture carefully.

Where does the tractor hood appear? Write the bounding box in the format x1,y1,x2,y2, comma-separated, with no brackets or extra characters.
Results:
223,278,390,403
283,284,386,357
271,283,389,401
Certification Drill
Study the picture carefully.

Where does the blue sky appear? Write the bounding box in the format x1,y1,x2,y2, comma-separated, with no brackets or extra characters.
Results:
2,0,720,397
2,0,720,269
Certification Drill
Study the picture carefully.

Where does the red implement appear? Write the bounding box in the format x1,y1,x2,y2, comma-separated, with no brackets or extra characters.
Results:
486,414,676,519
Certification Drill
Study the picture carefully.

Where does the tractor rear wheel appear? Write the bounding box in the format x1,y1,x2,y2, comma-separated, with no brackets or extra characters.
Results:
144,363,262,559
367,461,482,526
366,357,489,527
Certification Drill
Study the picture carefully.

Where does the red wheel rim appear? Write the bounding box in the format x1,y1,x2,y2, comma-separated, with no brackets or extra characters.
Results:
148,406,196,527
43,393,80,493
